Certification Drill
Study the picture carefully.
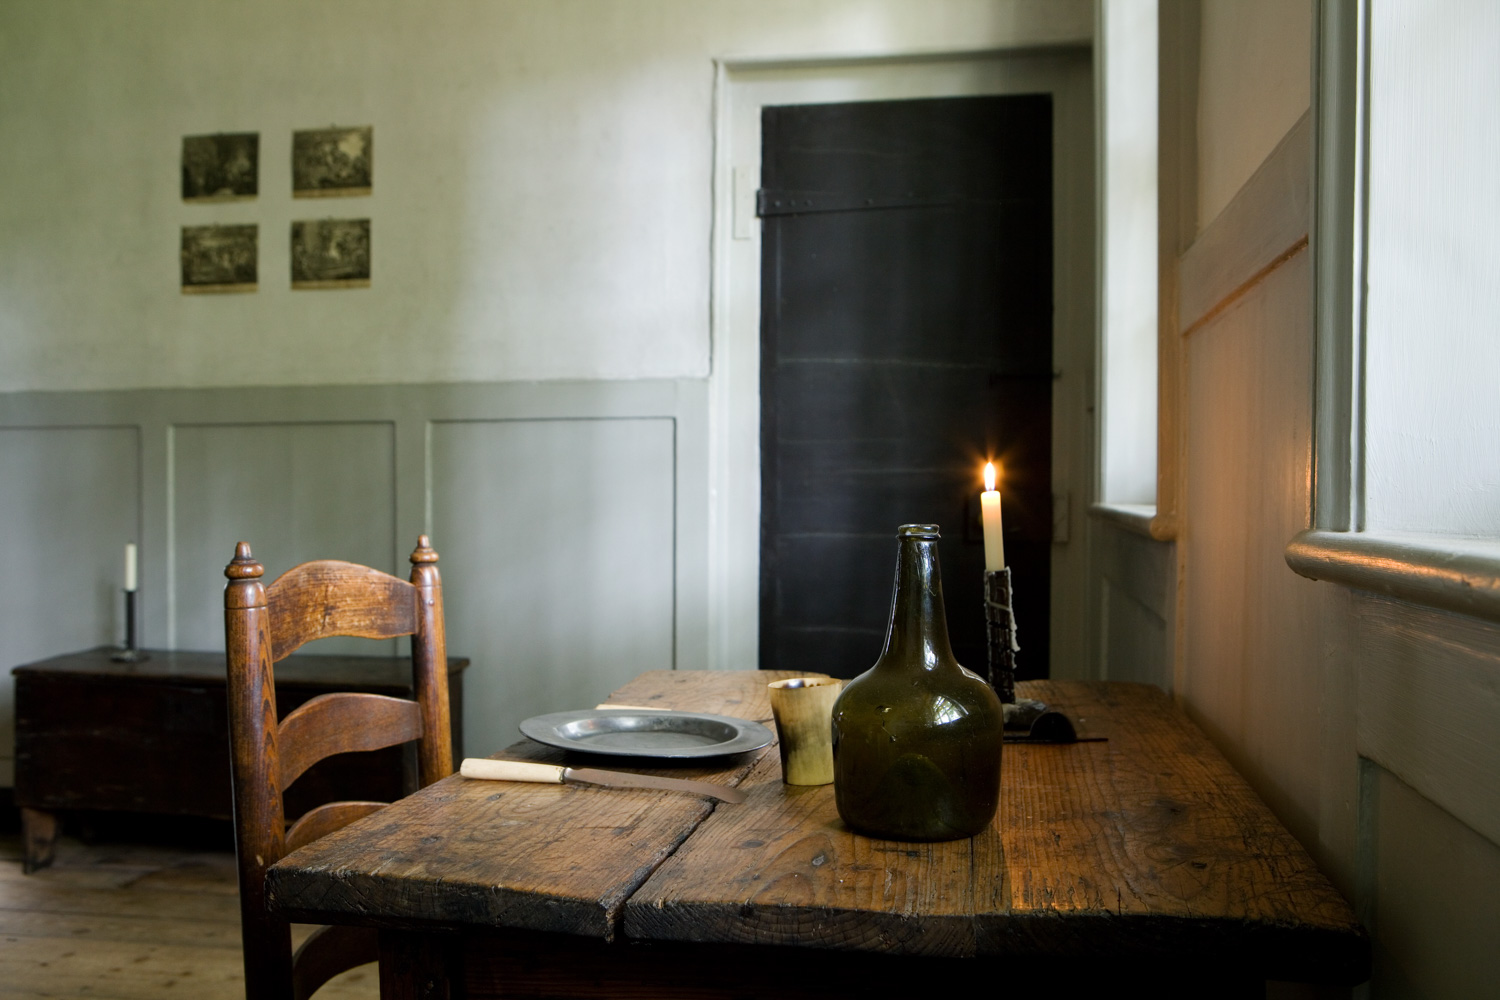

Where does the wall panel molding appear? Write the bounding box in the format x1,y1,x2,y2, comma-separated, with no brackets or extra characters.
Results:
0,379,710,778
1178,111,1311,334
0,425,143,784
169,420,399,653
1089,511,1173,690
1354,593,1500,852
430,417,678,746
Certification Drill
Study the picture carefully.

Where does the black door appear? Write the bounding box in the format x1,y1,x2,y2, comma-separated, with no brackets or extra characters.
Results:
759,94,1053,681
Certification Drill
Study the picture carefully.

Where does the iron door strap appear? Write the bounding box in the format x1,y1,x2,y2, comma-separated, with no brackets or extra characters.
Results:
755,188,1039,217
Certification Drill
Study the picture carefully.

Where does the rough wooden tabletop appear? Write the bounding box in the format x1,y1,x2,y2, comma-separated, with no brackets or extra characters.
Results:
265,671,801,940
267,673,1369,984
626,680,1368,983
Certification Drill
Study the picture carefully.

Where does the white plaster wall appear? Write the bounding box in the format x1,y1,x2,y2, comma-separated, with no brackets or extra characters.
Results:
1195,0,1311,231
0,0,1090,392
1363,0,1500,537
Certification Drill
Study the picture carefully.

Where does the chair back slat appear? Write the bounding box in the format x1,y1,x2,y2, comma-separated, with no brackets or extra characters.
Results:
291,924,380,1000
267,561,419,661
277,692,423,791
285,800,387,855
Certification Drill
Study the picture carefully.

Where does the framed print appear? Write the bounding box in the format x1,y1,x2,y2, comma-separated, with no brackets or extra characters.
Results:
292,126,372,197
182,133,259,201
181,224,257,292
291,218,370,288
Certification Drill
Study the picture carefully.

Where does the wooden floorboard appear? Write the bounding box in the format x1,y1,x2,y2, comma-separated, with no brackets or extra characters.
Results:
0,830,378,999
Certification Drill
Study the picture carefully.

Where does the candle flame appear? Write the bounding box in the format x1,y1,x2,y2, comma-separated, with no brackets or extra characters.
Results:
984,461,998,492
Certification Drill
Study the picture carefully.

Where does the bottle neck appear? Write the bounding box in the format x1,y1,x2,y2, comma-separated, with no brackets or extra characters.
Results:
877,536,957,673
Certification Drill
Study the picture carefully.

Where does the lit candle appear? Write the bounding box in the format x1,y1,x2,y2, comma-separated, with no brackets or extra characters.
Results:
124,542,137,593
980,462,1004,571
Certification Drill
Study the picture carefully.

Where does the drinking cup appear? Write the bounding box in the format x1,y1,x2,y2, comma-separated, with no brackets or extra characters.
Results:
767,677,843,785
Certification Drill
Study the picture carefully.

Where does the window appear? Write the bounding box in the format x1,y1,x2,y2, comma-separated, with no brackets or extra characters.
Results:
1290,0,1500,620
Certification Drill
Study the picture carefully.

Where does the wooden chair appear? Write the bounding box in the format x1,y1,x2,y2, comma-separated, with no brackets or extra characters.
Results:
223,535,452,1000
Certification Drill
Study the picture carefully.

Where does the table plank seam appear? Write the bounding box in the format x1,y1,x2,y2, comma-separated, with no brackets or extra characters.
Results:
599,798,721,942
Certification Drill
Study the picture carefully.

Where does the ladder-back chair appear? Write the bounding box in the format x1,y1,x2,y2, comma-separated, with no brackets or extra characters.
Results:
223,535,452,1000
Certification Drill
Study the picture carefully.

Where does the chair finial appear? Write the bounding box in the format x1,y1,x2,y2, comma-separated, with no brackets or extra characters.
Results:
226,542,264,580
410,535,438,565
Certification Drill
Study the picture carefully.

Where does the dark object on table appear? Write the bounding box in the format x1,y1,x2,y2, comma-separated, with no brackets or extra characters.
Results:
1003,710,1107,744
984,566,1053,730
223,535,455,1000
12,647,467,874
832,525,1004,841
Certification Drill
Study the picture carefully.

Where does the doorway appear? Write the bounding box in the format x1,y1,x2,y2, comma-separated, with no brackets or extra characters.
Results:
758,95,1054,679
709,51,1094,680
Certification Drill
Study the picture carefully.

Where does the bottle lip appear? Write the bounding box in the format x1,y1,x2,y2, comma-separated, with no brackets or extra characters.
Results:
897,524,941,539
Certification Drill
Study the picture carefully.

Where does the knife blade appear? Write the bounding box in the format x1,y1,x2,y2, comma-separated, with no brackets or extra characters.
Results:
459,758,746,804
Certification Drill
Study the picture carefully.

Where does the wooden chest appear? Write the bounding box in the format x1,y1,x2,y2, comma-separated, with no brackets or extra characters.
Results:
13,647,467,828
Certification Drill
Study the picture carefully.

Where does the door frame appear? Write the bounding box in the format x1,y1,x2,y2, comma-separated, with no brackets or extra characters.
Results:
708,48,1096,676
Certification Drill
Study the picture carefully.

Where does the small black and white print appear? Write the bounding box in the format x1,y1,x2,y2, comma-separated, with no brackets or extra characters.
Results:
181,224,258,292
291,218,370,288
292,126,372,197
181,133,259,201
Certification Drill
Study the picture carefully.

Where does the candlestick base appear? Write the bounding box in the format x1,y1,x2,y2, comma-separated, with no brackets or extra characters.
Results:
983,567,1050,731
1002,698,1049,730
111,588,148,663
982,567,1020,700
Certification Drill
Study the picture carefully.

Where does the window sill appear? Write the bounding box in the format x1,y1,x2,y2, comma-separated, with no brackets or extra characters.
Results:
1285,530,1500,622
1089,502,1159,538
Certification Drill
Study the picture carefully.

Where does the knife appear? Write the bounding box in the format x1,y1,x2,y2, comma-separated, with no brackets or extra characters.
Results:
459,758,746,804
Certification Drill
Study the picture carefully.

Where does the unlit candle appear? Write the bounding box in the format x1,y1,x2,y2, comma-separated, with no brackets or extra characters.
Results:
124,542,137,592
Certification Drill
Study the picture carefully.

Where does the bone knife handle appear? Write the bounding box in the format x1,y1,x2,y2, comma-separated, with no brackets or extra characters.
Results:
460,759,566,784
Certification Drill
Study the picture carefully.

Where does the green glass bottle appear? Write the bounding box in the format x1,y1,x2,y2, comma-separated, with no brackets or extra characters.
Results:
831,524,1004,841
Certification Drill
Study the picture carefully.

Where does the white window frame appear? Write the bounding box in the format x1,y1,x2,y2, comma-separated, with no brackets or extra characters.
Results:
1286,0,1500,620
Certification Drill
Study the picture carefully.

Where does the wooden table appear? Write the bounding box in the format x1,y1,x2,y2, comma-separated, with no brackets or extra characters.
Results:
267,672,1369,998
12,648,468,873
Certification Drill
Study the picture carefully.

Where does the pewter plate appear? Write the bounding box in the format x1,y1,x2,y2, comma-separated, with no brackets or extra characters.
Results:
519,709,773,759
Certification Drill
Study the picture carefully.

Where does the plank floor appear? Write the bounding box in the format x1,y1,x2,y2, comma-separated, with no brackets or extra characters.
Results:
0,830,378,999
